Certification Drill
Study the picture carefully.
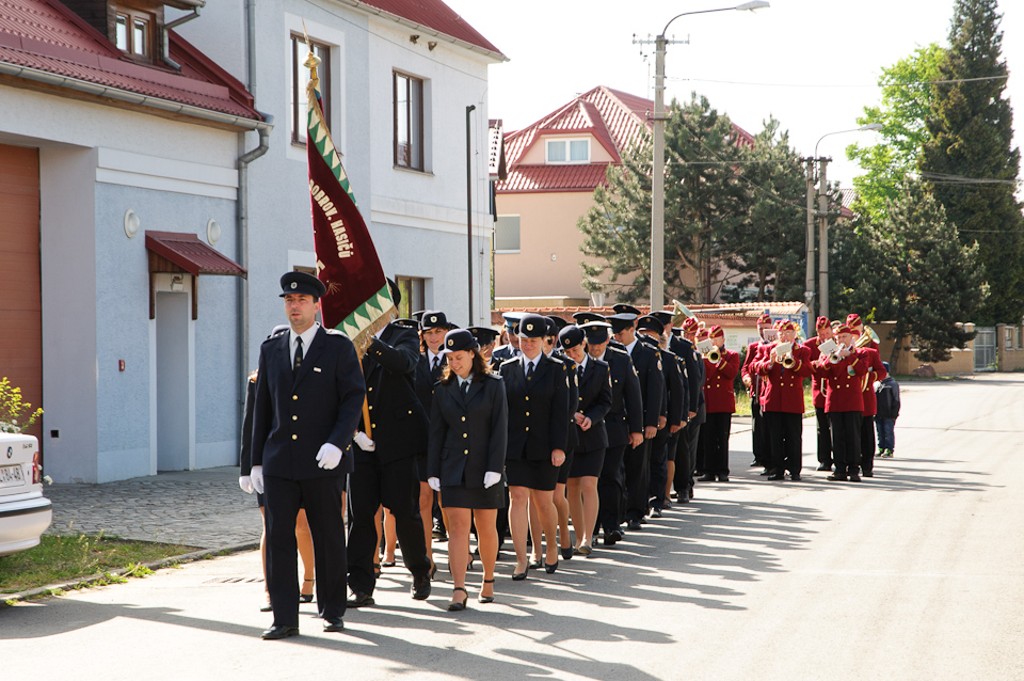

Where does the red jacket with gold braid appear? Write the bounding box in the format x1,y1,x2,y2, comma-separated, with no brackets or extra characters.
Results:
812,351,868,413
703,350,740,414
803,336,828,409
751,342,812,414
741,341,770,400
857,344,888,416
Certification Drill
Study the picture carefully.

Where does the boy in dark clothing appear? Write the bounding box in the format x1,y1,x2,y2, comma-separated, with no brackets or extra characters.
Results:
875,362,900,458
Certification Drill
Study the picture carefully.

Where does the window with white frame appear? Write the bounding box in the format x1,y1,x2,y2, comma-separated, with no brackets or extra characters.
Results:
545,138,590,164
394,71,426,171
291,34,331,145
494,216,521,253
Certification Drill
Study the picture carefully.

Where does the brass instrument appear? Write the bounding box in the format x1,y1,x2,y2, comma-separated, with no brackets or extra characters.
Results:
774,341,795,369
782,354,797,370
670,299,694,328
829,344,847,364
706,346,722,363
854,325,881,349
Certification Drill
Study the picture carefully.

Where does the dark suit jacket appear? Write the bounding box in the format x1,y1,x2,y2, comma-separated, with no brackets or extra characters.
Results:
427,373,508,487
554,350,581,452
414,352,446,415
251,326,366,479
672,335,705,425
239,375,257,474
500,354,569,461
360,323,429,463
603,346,644,448
575,357,612,452
630,339,666,429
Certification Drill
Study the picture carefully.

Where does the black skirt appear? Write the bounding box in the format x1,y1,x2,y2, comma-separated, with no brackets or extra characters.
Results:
441,482,506,509
506,459,559,491
556,449,575,484
569,448,605,478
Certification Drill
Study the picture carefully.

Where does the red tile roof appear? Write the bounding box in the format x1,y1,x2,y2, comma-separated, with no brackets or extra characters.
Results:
354,0,504,58
0,0,260,123
498,85,757,194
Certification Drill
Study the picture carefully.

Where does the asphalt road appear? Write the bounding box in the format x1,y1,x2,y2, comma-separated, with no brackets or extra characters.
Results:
2,375,1022,681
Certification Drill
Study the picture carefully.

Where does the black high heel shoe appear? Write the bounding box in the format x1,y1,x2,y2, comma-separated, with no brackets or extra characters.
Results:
544,561,558,574
560,547,574,560
478,579,495,603
299,578,314,603
448,586,468,612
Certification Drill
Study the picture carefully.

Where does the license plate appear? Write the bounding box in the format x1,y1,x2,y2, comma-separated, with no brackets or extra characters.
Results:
0,464,25,489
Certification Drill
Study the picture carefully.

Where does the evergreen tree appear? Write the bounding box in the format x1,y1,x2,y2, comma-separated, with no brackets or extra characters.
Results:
721,117,806,302
921,0,1024,324
834,181,985,366
579,94,746,303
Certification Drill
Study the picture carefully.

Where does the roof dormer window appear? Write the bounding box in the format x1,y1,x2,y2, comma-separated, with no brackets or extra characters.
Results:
546,138,590,164
114,8,155,59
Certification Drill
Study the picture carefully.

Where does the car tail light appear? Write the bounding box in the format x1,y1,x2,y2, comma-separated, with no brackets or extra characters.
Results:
32,451,42,485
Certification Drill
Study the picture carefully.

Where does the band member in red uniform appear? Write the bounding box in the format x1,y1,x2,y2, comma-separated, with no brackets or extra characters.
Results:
846,314,888,478
813,324,868,482
741,313,773,474
699,325,740,482
803,316,834,471
752,320,812,481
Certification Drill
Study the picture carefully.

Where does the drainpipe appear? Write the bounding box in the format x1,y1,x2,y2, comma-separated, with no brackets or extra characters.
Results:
162,8,202,70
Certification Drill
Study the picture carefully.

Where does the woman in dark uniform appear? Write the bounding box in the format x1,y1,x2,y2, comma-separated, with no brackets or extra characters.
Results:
559,324,611,556
427,329,508,609
498,314,569,579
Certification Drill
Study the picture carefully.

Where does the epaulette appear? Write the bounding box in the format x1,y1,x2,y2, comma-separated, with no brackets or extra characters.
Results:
499,356,520,368
324,328,349,337
391,318,419,330
606,345,629,357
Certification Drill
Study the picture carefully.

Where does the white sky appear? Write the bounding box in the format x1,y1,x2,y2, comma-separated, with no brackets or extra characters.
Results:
444,0,1024,188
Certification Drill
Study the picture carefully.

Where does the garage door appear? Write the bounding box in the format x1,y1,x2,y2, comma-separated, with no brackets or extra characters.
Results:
0,144,42,439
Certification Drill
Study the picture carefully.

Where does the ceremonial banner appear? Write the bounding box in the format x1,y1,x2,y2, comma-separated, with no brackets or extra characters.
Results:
305,46,395,357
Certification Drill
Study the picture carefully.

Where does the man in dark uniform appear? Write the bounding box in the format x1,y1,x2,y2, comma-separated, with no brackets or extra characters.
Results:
250,271,365,639
609,312,664,531
346,284,433,608
650,310,689,509
583,321,643,545
673,317,705,501
637,314,685,517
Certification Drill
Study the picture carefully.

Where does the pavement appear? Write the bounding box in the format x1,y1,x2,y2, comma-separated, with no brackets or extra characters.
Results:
4,376,1023,680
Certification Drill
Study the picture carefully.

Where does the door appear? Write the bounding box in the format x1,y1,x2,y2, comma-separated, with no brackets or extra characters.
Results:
973,326,996,372
0,144,42,440
155,291,190,470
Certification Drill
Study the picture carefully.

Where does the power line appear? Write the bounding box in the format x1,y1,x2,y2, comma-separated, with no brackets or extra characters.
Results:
665,74,1009,89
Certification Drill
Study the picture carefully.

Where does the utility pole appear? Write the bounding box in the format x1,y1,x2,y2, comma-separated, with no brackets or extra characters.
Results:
804,157,816,316
466,104,475,324
817,155,830,319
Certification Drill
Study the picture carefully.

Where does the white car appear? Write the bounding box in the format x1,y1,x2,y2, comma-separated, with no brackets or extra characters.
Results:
0,432,52,556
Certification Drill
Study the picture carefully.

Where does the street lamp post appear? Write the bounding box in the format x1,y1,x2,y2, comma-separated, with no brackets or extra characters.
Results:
806,123,883,318
648,0,769,311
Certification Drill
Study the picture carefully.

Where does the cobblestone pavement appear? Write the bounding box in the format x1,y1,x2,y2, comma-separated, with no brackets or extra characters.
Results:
44,466,261,549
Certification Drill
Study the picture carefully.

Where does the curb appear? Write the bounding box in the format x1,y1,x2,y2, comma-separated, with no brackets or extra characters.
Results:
1,540,259,605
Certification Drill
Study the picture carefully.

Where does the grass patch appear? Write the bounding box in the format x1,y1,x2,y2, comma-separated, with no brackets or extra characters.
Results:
0,533,197,596
734,384,815,417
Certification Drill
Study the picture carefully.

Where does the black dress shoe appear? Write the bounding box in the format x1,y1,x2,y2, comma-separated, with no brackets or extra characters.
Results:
651,508,663,518
544,561,558,574
347,592,375,608
717,475,729,482
816,464,832,471
848,473,862,482
626,519,643,531
827,473,848,481
767,472,785,481
560,547,574,560
603,530,621,546
697,473,716,482
528,559,543,570
862,470,874,477
261,625,299,640
323,617,345,633
411,573,431,600
789,474,802,481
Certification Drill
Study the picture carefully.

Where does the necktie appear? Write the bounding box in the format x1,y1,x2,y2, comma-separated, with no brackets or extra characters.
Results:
462,381,470,396
578,364,584,380
526,361,534,380
432,356,440,371
293,336,303,372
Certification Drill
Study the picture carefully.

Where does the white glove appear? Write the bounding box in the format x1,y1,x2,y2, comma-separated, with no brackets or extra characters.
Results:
483,471,501,489
427,477,441,492
238,475,253,494
250,466,264,494
316,443,343,470
353,431,376,452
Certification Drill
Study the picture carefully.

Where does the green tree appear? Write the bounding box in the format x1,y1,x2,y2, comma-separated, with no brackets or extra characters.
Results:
847,44,946,224
721,117,807,302
920,0,1024,324
579,94,746,303
833,182,984,366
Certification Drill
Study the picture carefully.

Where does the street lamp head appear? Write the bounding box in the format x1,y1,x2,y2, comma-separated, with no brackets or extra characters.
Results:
859,123,883,132
736,1,770,10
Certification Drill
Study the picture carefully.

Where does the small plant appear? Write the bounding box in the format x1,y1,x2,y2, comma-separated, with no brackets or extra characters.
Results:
0,376,43,434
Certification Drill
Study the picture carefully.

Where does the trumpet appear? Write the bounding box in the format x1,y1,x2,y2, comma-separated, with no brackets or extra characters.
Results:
782,354,797,369
705,346,722,363
773,341,796,369
829,344,848,364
